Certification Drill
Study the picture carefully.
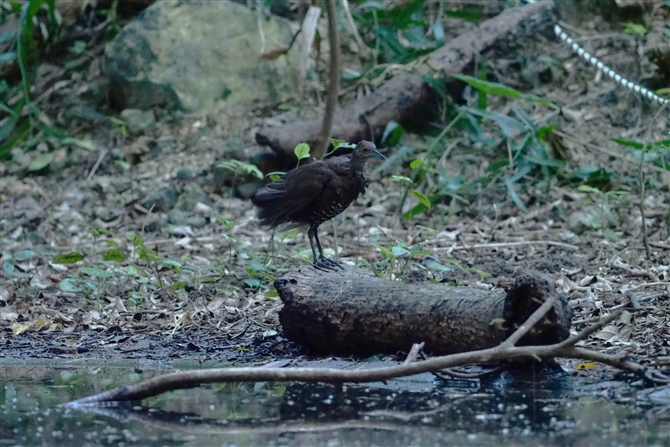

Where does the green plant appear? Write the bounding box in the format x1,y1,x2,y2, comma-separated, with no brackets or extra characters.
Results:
294,143,310,167
372,242,428,278
614,138,670,173
369,240,464,280
0,0,61,159
216,159,263,181
2,248,36,279
576,185,629,241
398,76,561,221
353,0,439,65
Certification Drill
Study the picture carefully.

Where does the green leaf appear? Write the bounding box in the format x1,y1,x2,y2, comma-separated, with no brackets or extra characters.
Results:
603,228,619,241
264,289,279,297
443,9,483,21
162,258,182,272
251,258,266,272
452,74,553,107
454,74,522,98
80,267,114,278
265,171,286,178
408,189,431,208
61,137,95,151
0,52,18,64
52,252,86,264
28,152,53,171
216,159,263,179
138,248,159,263
375,245,394,260
244,278,261,288
382,120,404,146
465,267,491,277
535,124,556,139
12,249,35,261
59,278,82,292
505,178,529,213
281,228,301,239
216,217,235,228
427,262,452,272
403,202,429,220
70,40,87,55
416,225,439,234
294,143,311,160
622,21,646,36
126,234,144,247
328,138,350,149
3,261,15,277
465,107,526,138
114,159,131,171
102,249,126,262
409,159,423,170
171,281,188,291
392,245,410,257
391,175,412,184
0,31,17,44
91,228,115,238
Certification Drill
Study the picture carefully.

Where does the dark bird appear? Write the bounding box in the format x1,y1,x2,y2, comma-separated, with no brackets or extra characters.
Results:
252,140,386,269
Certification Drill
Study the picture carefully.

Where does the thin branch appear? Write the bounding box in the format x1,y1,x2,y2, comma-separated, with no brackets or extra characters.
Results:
637,100,670,259
312,0,340,160
553,310,622,349
432,240,579,252
558,346,669,383
434,367,500,379
501,295,557,348
403,342,425,364
68,302,666,406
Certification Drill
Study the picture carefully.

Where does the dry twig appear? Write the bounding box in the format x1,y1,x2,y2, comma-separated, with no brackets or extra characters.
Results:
68,304,667,406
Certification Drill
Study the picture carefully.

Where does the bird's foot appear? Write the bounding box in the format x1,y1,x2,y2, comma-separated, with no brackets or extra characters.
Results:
313,256,344,271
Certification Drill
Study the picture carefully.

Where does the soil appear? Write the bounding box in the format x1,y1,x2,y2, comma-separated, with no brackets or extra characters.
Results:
0,3,668,378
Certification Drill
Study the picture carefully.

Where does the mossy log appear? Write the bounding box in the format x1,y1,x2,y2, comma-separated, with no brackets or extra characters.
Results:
276,267,572,357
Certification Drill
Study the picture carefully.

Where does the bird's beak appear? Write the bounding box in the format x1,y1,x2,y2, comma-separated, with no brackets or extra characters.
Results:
372,149,386,161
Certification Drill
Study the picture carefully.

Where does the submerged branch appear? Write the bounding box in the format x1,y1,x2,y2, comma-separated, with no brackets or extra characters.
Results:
68,308,667,406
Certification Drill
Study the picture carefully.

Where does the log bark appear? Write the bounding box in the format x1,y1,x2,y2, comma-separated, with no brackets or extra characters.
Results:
256,1,555,165
276,267,572,357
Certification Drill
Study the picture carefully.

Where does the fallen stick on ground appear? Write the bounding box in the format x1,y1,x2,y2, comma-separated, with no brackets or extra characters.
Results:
67,300,668,406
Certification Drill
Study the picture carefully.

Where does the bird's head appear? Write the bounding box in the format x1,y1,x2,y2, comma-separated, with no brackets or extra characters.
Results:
352,140,386,162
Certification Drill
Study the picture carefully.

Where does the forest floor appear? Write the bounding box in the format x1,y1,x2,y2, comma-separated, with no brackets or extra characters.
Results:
0,5,668,382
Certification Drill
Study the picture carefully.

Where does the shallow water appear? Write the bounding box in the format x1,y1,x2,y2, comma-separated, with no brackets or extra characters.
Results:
1,359,669,447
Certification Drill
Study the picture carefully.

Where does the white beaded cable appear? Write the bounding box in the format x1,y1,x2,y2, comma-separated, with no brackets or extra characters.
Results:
554,24,668,105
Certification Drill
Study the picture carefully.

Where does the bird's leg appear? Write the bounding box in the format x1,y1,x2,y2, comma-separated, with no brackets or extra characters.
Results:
313,225,343,269
307,225,339,270
307,225,320,266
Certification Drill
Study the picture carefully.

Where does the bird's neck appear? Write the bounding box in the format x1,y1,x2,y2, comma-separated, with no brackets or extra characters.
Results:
350,154,367,174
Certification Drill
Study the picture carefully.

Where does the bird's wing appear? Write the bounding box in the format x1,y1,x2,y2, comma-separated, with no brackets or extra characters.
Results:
283,164,339,211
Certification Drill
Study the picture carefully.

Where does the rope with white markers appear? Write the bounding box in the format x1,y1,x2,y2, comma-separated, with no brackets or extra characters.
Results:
554,24,668,105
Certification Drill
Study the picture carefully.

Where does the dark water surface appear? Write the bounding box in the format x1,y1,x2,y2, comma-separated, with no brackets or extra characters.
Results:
1,359,669,447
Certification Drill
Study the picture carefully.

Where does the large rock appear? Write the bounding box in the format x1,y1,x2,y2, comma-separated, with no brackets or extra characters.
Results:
104,2,299,112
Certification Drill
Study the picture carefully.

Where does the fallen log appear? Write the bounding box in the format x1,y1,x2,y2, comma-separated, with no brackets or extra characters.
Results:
256,1,555,165
276,267,572,356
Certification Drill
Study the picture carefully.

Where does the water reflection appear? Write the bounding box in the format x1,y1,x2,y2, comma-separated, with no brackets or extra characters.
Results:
1,362,668,446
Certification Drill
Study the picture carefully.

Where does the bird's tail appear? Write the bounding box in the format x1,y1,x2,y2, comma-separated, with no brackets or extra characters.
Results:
251,181,291,228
